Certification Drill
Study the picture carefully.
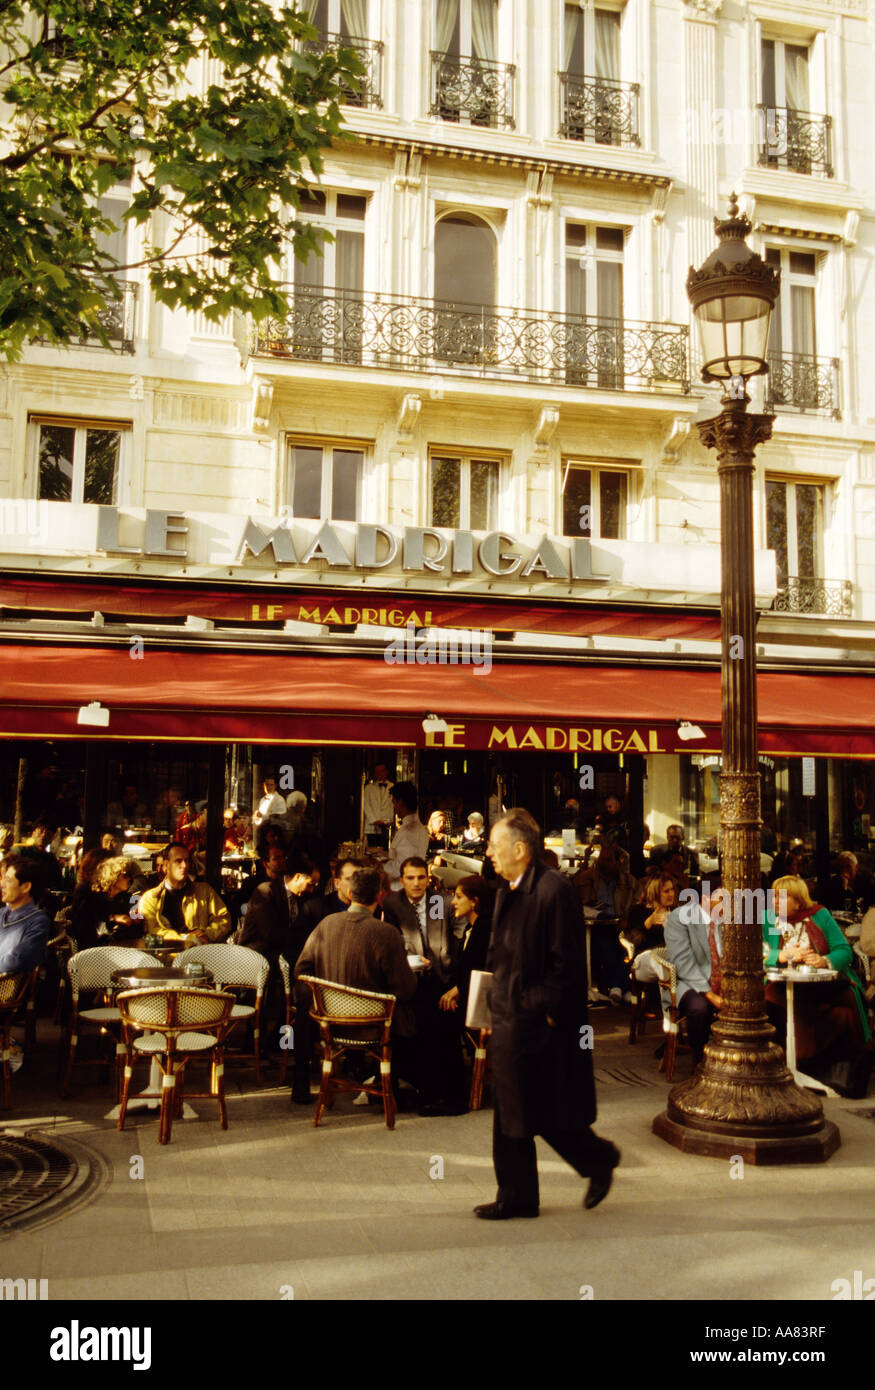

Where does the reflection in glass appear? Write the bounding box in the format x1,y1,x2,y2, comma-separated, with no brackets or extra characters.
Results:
38,426,75,501
795,483,820,579
332,449,362,521
84,430,119,504
469,459,497,531
766,480,789,589
599,471,626,539
431,456,460,528
291,445,323,518
563,467,591,537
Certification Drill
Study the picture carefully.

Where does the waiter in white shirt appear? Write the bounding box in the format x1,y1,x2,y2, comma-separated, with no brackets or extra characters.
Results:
252,776,288,828
362,762,394,849
383,782,429,890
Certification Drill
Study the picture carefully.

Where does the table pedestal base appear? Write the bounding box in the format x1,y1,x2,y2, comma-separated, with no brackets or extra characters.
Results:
104,1058,199,1121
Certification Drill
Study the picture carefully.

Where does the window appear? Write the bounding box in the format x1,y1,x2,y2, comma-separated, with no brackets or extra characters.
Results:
561,463,628,539
565,223,624,387
288,441,363,521
763,248,836,413
299,1,382,108
305,0,369,38
759,36,831,176
561,4,637,147
290,190,366,362
432,0,514,129
34,418,126,504
429,452,501,530
433,213,497,363
766,478,824,589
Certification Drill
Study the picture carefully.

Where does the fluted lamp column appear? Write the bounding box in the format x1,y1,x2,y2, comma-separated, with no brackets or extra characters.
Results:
653,195,839,1162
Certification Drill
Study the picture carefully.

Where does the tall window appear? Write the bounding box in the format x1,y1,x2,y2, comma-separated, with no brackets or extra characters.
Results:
291,189,366,362
762,38,809,115
35,418,126,504
560,4,636,146
759,36,831,176
430,452,501,530
561,463,627,539
300,0,381,107
436,0,496,63
563,3,620,81
305,0,369,38
763,248,829,412
565,223,624,387
434,213,497,364
288,441,364,521
433,0,513,129
766,478,824,590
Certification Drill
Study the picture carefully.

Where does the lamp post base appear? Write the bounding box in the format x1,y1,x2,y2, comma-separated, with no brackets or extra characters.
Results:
653,1032,841,1163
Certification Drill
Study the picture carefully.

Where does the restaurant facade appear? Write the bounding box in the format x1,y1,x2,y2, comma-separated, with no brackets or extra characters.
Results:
1,0,874,878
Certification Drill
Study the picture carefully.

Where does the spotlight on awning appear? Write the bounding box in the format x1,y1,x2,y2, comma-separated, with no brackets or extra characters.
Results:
77,701,110,728
422,712,449,735
677,720,706,742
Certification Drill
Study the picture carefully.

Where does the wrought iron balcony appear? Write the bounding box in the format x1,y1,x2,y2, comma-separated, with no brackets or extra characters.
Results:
245,287,690,393
301,31,383,109
765,351,840,419
559,73,640,148
772,578,854,618
430,53,515,130
91,281,138,354
756,105,833,177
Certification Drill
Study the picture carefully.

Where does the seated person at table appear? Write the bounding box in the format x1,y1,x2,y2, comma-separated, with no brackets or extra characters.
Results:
70,848,111,948
627,873,677,990
299,855,363,930
460,812,486,854
293,866,418,1106
664,877,724,1066
825,852,875,917
426,810,451,861
573,842,637,1005
438,874,494,1018
137,842,230,944
763,875,870,1077
88,856,139,941
0,853,51,973
19,819,64,891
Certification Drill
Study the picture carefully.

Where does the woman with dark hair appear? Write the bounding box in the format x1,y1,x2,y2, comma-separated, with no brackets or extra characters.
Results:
439,874,494,1018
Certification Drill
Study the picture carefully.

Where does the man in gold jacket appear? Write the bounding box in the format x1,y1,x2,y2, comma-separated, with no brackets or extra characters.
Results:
137,842,230,945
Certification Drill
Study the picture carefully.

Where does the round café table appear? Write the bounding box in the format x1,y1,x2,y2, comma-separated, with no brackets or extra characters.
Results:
103,967,215,1122
766,966,840,1098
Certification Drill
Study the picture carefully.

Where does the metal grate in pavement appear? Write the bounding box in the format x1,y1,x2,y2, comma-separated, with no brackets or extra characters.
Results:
594,1066,663,1088
0,1131,108,1235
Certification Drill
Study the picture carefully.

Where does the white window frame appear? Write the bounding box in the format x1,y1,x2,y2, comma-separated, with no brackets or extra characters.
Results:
30,416,130,505
428,449,505,531
760,35,811,111
563,1,623,81
437,0,497,60
286,437,367,522
563,221,625,320
315,0,371,39
288,189,367,290
560,460,631,540
764,245,819,358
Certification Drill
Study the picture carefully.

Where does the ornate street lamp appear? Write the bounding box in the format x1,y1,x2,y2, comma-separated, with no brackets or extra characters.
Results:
653,195,839,1162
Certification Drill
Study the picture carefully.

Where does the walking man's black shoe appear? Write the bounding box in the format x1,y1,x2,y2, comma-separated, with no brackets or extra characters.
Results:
584,1143,621,1210
473,1201,539,1220
291,1083,313,1105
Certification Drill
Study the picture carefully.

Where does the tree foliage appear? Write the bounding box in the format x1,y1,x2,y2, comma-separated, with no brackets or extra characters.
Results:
0,0,363,357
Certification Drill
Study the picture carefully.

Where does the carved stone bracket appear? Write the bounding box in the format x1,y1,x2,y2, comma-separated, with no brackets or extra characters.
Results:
682,0,723,18
396,392,422,441
663,415,691,465
251,376,274,433
534,405,560,447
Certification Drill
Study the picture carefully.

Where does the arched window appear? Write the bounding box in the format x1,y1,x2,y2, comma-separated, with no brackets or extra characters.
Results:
434,213,496,308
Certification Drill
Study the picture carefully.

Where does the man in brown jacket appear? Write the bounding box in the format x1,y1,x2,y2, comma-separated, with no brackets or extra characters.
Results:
293,865,419,1105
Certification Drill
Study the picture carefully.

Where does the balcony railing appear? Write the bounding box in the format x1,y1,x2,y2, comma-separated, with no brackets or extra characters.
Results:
301,31,383,109
559,73,640,148
430,53,515,130
245,287,690,393
765,351,840,419
90,281,137,354
772,578,854,618
756,105,833,177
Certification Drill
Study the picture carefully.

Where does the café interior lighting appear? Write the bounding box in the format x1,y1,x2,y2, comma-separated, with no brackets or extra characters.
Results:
677,720,706,741
76,701,110,728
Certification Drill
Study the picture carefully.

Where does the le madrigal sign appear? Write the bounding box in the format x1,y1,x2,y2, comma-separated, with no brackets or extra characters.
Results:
423,721,673,752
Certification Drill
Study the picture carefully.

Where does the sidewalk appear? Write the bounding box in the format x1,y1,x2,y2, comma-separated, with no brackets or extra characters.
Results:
2,1009,874,1301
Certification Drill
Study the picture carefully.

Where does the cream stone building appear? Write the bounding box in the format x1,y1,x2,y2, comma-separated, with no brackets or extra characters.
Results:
1,0,873,875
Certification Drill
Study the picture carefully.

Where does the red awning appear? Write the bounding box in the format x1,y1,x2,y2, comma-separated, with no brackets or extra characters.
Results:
0,642,872,755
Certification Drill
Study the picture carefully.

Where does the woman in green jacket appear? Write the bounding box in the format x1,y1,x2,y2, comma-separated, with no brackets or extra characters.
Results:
763,874,870,1067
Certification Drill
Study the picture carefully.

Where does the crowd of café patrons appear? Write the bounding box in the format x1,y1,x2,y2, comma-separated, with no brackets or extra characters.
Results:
1,777,873,1118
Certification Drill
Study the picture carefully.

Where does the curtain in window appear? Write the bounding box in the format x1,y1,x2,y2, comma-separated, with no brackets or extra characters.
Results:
435,0,458,55
795,485,821,579
765,481,789,589
335,229,364,292
471,0,495,61
341,0,368,39
791,286,816,357
760,39,776,107
469,459,498,530
563,4,581,72
300,0,321,22
594,9,620,81
784,45,809,111
596,260,622,321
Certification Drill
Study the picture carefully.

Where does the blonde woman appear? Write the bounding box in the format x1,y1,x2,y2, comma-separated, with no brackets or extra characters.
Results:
91,855,137,940
763,874,870,1070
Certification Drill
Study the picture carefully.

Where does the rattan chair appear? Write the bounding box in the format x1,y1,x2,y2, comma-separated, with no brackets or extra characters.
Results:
45,930,76,1027
277,954,295,1084
649,947,689,1082
116,986,235,1144
298,975,396,1128
174,943,270,1084
0,969,39,1109
467,1026,490,1111
60,945,159,1097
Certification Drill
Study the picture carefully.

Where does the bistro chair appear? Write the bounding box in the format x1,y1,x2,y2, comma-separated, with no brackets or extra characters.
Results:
60,945,159,1097
298,975,396,1129
467,1026,491,1111
116,987,235,1144
649,947,690,1083
0,969,39,1110
277,954,295,1084
174,943,270,1084
45,930,76,1027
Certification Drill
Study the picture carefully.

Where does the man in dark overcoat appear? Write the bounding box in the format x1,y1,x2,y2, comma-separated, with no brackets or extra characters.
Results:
474,808,620,1220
